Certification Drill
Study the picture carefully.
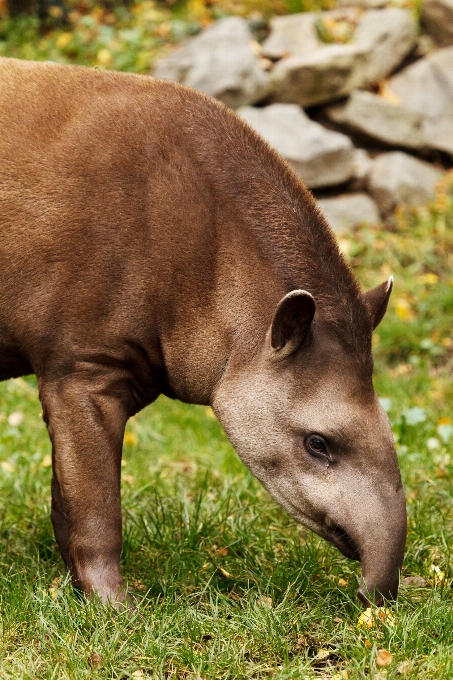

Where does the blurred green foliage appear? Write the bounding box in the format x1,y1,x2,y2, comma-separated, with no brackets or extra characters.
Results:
0,0,336,73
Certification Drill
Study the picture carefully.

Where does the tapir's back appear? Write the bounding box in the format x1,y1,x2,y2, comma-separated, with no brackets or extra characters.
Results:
0,59,227,379
0,57,367,393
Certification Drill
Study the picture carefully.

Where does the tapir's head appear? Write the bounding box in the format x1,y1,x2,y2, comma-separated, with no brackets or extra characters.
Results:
212,277,406,605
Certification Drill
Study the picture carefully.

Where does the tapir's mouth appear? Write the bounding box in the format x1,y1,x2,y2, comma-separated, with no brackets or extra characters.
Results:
329,523,361,561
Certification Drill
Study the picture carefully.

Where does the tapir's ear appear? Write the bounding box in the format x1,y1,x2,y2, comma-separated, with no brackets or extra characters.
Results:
271,290,316,360
362,276,393,330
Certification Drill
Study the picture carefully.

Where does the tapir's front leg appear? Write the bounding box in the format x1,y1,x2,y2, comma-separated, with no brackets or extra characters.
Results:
39,368,134,606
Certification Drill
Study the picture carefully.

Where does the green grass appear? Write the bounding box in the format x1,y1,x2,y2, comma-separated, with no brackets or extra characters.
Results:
0,181,452,678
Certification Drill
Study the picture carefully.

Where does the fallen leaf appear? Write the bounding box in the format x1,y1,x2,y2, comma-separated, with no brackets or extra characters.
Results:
218,567,233,578
87,652,102,667
397,660,412,675
376,650,393,667
357,608,374,628
262,596,273,608
218,547,228,556
316,648,331,660
40,454,52,468
338,578,348,586
131,671,145,679
357,607,395,629
334,616,343,623
8,411,23,426
122,475,135,485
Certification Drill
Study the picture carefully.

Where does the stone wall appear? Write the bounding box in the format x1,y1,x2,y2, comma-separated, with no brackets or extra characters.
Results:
153,2,453,232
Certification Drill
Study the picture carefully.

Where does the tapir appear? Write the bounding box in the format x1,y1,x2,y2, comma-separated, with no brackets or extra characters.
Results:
0,57,406,606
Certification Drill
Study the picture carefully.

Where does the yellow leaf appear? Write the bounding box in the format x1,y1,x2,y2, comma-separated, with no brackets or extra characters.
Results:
357,607,395,629
338,578,348,586
49,587,58,599
1,461,15,472
97,49,112,67
218,567,233,578
376,650,393,667
438,417,452,426
357,607,374,628
40,454,52,468
123,431,138,446
56,32,72,50
418,273,438,285
364,638,372,648
395,298,414,320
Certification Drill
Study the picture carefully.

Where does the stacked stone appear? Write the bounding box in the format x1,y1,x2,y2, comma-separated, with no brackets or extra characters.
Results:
153,1,453,232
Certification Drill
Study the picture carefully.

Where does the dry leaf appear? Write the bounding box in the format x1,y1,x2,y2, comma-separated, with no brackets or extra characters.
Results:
338,578,348,586
131,671,145,679
40,454,52,468
262,596,273,608
357,607,395,629
376,650,393,667
218,566,233,578
316,648,331,660
397,660,412,675
122,475,135,485
87,652,102,667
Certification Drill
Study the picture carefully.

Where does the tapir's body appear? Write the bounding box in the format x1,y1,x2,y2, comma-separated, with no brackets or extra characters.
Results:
0,57,406,605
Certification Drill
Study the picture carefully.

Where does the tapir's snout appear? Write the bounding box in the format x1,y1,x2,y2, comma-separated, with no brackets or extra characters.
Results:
354,483,407,606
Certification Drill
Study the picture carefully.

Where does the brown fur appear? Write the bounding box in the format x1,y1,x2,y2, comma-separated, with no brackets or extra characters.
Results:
0,57,405,605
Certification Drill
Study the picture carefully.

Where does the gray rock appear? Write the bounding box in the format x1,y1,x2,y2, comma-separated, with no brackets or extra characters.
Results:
237,103,354,189
153,17,270,108
422,0,453,47
317,193,380,232
269,8,417,107
350,148,373,191
387,47,453,155
367,152,443,215
261,13,319,59
354,9,418,83
270,43,368,108
327,90,427,149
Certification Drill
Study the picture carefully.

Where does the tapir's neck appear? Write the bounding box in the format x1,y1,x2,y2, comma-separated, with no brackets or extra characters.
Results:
151,85,370,404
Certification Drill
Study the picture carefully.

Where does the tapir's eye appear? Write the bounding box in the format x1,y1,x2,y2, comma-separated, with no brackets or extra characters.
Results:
305,434,330,461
